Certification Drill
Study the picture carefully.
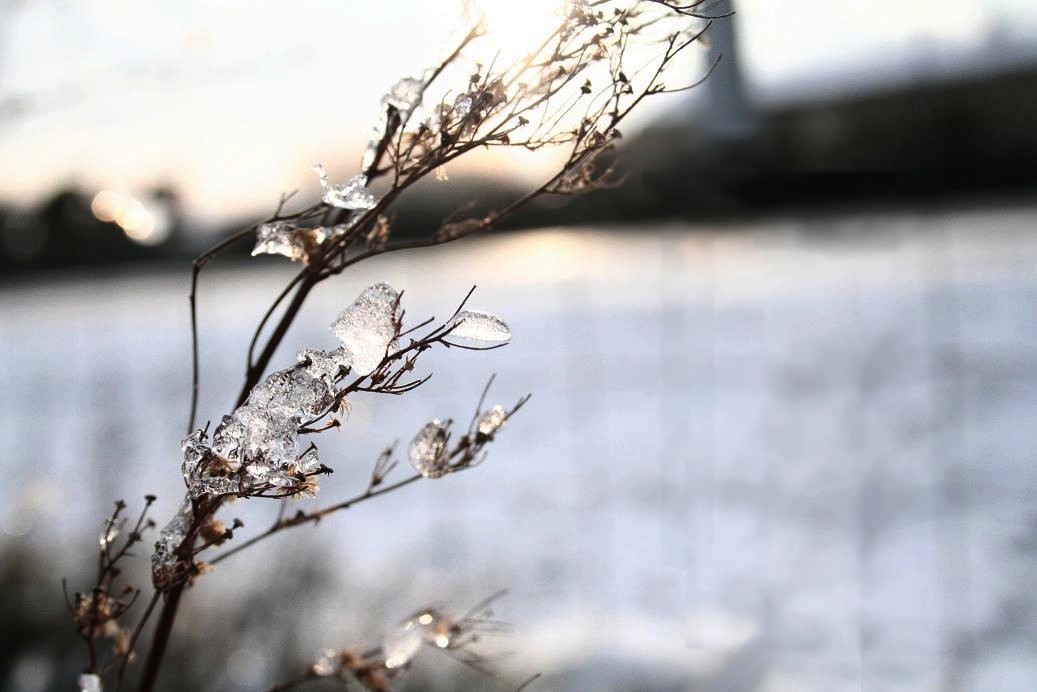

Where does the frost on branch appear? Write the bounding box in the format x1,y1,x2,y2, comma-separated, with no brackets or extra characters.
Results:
312,163,378,210
331,281,400,375
448,309,511,344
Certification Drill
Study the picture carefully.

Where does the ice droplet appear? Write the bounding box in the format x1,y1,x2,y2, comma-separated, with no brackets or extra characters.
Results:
477,404,507,437
312,649,340,677
383,77,424,114
383,620,425,669
312,163,378,210
448,310,511,344
77,673,103,692
330,282,400,376
409,420,449,478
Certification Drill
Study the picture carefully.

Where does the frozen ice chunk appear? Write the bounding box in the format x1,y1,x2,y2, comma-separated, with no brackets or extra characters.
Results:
448,310,511,344
312,163,377,210
409,420,449,478
476,404,507,437
330,282,400,376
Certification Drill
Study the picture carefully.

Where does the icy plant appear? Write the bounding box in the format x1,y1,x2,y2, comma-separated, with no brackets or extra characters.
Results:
269,592,514,691
67,1,717,690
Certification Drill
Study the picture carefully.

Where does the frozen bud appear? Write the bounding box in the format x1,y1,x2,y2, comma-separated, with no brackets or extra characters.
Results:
312,648,340,677
77,673,103,692
382,620,424,669
312,163,378,210
448,310,511,345
331,282,400,376
476,405,507,437
409,420,449,478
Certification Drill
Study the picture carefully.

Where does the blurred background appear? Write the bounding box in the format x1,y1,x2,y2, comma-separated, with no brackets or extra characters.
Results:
2,1,1036,690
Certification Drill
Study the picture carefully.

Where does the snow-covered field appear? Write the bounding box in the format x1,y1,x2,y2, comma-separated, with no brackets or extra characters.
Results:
2,207,1035,690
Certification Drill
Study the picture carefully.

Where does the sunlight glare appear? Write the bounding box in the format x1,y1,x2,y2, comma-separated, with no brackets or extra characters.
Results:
467,0,567,62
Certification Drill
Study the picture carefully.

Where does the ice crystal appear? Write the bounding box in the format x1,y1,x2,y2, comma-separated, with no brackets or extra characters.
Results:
477,404,507,437
77,673,102,692
312,164,378,210
331,282,400,375
409,420,449,478
448,310,511,344
383,77,424,114
383,619,425,669
252,222,301,260
312,648,340,677
152,498,191,588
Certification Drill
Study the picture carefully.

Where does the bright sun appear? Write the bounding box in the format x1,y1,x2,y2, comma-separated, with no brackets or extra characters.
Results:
465,0,568,61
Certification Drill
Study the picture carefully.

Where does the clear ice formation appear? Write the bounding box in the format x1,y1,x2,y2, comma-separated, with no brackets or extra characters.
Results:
179,359,338,501
312,163,378,210
330,282,400,376
448,310,511,344
477,404,507,436
409,420,449,478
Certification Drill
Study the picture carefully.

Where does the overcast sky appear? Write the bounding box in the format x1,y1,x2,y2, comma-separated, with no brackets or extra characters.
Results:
1,0,1035,222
